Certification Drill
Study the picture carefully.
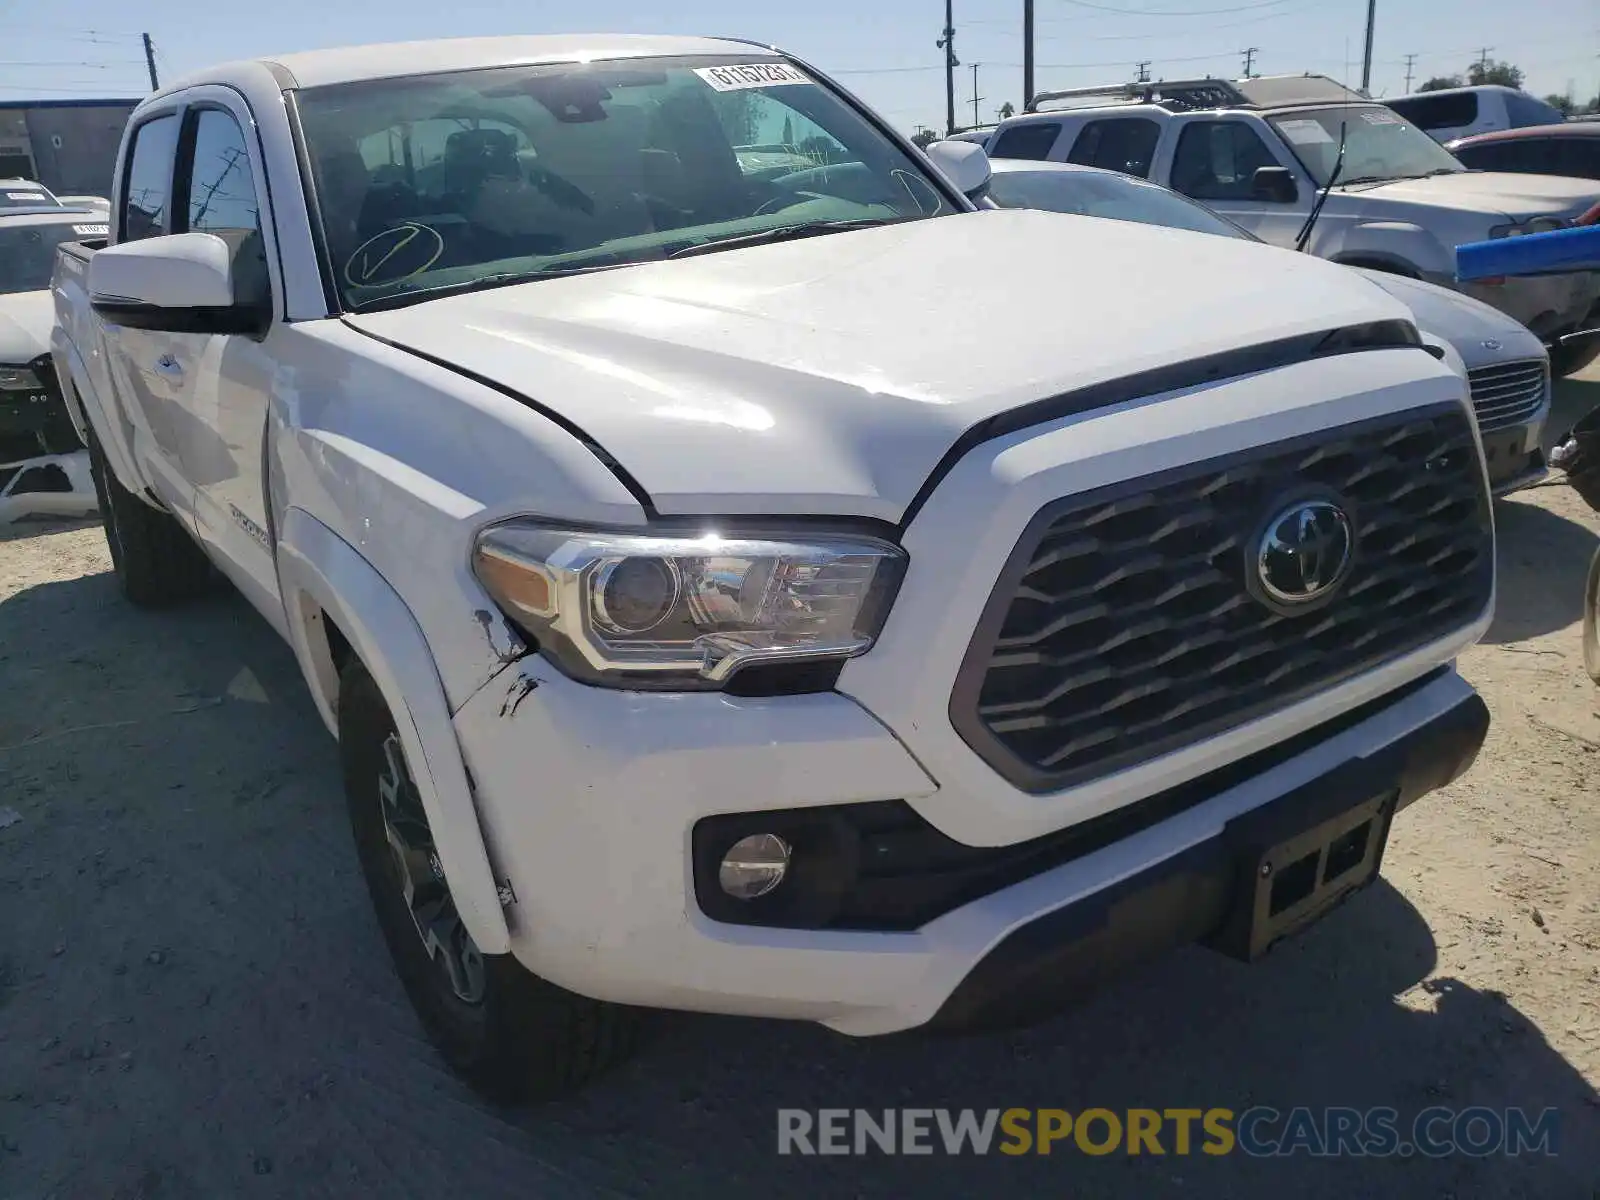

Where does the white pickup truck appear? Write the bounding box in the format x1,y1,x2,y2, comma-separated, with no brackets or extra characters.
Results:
53,34,1495,1102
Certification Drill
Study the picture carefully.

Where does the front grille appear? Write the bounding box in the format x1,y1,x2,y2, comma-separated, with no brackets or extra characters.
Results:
1468,359,1546,433
951,404,1493,794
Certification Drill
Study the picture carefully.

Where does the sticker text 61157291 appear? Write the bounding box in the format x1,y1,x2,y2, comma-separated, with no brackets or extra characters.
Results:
694,62,810,92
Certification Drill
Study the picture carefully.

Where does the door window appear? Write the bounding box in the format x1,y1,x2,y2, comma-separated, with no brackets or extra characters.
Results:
121,114,180,241
179,108,270,307
1386,92,1477,133
1556,137,1600,180
1065,118,1161,177
989,122,1064,161
1170,121,1280,200
1457,138,1546,172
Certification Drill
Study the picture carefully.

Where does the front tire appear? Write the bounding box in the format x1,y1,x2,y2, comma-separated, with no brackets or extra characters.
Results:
337,657,638,1103
85,429,212,608
1583,546,1600,685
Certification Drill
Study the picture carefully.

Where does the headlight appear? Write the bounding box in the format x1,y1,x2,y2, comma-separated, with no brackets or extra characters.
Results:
472,523,907,688
0,366,42,392
1489,217,1568,239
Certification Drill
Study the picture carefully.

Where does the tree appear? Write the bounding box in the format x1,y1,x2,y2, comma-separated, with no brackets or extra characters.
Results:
1466,58,1523,89
998,101,1015,120
1545,93,1576,117
1419,75,1462,92
911,129,940,149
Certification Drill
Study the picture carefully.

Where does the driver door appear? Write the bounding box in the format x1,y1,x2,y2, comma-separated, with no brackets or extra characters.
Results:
1168,117,1311,249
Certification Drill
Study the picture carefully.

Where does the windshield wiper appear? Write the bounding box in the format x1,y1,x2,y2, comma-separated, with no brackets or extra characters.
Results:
666,217,909,260
1336,174,1398,187
348,262,625,313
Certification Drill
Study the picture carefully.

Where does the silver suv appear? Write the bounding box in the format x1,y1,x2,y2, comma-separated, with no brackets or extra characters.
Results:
986,74,1600,375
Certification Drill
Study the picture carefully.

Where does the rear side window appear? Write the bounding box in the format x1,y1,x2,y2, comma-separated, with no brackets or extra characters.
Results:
989,122,1063,161
120,114,180,242
1169,121,1279,200
1556,138,1600,180
1456,138,1547,172
1065,118,1161,177
1504,92,1563,128
1388,92,1477,132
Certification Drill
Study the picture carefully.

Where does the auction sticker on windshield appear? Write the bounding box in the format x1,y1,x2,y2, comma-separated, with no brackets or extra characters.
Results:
694,63,810,92
1277,119,1334,145
72,224,108,237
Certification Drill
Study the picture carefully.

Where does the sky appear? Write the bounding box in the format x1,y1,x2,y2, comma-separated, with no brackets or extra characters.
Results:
4,0,1598,134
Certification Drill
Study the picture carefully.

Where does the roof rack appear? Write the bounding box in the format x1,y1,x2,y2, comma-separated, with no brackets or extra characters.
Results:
1026,77,1254,114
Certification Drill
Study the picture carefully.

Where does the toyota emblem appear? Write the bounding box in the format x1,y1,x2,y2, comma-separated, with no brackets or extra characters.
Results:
1255,500,1355,605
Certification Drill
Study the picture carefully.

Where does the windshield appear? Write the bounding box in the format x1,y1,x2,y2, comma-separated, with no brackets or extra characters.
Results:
1268,106,1465,186
0,222,98,294
987,167,1255,240
294,55,958,311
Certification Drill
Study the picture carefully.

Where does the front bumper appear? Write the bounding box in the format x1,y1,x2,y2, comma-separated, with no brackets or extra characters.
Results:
1480,420,1548,496
454,661,1486,1036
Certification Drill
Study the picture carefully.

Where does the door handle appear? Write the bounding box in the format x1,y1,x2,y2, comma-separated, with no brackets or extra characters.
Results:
153,354,183,381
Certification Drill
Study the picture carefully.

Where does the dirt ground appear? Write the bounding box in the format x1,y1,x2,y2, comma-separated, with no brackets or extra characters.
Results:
2,376,1598,1200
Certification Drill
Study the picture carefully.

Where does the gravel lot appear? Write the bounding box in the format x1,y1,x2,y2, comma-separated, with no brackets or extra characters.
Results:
2,373,1598,1200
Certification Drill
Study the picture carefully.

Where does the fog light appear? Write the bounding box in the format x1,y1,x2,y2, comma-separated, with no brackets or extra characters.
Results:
718,833,791,900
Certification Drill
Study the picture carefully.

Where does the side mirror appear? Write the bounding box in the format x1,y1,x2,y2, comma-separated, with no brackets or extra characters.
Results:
924,140,993,200
1250,166,1299,204
89,231,267,336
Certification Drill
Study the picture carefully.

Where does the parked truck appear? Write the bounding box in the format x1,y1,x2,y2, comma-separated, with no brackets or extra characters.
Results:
54,35,1494,1102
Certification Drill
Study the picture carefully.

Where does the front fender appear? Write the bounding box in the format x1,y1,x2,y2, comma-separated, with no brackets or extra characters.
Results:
275,505,511,956
1329,221,1449,279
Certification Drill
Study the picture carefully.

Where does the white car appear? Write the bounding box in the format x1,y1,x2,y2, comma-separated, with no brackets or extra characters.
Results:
1386,85,1567,145
54,35,1494,1102
977,157,1552,494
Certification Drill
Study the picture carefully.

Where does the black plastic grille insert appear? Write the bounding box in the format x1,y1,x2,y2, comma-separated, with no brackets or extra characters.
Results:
951,404,1493,793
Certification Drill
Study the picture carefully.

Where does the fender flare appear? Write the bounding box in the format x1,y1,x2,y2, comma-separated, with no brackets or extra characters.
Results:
51,331,146,502
275,505,511,955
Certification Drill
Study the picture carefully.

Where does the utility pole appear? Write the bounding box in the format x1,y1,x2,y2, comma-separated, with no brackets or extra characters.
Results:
1359,0,1375,93
1402,52,1416,93
970,63,984,130
1475,46,1493,80
1135,60,1151,83
142,32,159,90
937,0,958,137
1022,0,1035,112
1241,47,1258,78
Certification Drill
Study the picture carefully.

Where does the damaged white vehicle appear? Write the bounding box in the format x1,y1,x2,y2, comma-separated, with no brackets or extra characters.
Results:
55,35,1494,1102
1,206,103,522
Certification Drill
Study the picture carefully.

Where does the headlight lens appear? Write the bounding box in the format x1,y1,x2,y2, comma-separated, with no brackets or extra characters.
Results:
472,523,907,687
0,366,42,392
1489,216,1568,239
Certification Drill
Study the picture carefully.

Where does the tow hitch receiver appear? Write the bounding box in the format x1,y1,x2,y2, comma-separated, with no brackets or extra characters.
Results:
1208,790,1397,962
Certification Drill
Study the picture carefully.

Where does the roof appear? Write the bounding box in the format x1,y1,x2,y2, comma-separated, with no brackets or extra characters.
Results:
988,159,1103,176
1233,73,1366,108
167,34,766,92
1389,83,1525,102
1450,122,1600,147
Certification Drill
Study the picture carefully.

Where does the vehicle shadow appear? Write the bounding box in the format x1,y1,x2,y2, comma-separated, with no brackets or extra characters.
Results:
0,515,99,545
1,554,1595,1200
1482,495,1600,644
540,875,1598,1199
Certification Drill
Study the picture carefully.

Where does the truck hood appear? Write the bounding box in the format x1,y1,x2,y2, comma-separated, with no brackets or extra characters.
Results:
0,290,51,365
1353,268,1546,371
346,210,1420,519
1344,170,1600,218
